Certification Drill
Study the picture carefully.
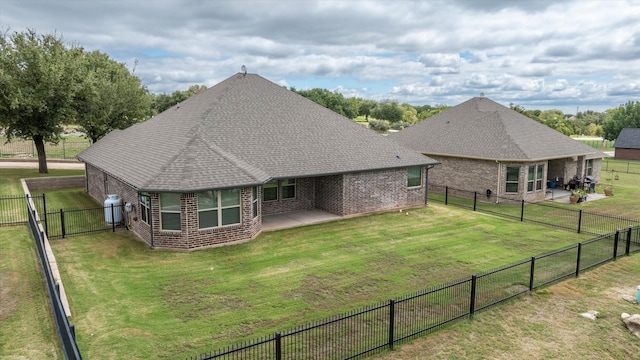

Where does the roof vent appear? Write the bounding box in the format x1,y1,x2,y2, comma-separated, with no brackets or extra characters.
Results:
480,92,485,97
241,65,247,76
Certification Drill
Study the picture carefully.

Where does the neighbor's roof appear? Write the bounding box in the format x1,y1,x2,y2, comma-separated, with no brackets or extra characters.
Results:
614,128,640,149
78,73,438,192
389,97,606,161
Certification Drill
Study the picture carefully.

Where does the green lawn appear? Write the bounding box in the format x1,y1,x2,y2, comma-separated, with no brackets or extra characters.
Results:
48,204,594,359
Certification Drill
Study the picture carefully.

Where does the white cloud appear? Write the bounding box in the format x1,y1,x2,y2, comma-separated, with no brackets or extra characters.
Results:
2,0,640,113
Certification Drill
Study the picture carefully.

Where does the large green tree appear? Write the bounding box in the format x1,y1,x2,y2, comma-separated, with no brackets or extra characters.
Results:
371,100,403,123
74,51,152,143
0,29,83,173
602,101,640,140
292,88,358,119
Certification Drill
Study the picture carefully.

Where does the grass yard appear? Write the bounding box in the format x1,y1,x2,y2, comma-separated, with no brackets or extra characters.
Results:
372,253,640,360
48,204,595,359
0,226,64,359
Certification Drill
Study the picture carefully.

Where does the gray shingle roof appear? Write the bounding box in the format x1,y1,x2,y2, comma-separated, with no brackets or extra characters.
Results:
614,128,640,149
389,97,606,161
78,73,438,192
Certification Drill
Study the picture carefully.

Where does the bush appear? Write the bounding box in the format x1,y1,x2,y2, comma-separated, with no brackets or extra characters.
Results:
368,119,390,132
391,121,411,130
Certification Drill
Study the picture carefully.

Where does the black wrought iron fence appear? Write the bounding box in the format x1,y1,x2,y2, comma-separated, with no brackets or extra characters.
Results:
26,198,82,359
187,226,640,360
0,194,45,226
44,205,126,239
427,185,640,236
603,158,640,175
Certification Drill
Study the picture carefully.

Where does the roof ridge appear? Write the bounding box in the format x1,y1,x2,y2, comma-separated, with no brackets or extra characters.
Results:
197,133,271,183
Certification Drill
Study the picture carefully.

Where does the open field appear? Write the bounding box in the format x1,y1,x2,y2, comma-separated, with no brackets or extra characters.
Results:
2,165,639,359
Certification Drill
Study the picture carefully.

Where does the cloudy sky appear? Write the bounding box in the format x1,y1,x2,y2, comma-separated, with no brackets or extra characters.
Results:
2,0,640,113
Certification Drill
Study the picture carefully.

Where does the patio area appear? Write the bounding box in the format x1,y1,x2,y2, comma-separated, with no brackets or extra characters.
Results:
546,188,608,204
262,209,343,232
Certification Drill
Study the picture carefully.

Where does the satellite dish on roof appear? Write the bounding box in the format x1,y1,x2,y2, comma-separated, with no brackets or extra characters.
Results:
241,65,247,76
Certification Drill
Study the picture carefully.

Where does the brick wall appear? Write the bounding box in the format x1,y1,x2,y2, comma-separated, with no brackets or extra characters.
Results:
342,168,425,216
614,148,640,161
261,178,315,216
315,174,344,215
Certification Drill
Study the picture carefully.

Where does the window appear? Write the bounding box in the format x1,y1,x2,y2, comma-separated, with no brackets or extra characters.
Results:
407,166,422,187
586,159,593,176
197,189,241,229
281,179,296,199
263,180,278,202
505,166,519,193
527,165,535,192
252,187,259,218
160,193,181,231
536,164,544,190
139,193,151,224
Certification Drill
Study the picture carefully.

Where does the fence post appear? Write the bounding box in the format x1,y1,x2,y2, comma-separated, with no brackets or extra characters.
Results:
473,192,477,211
613,230,620,259
445,186,449,205
529,257,535,291
63,139,66,159
520,200,524,222
626,226,632,256
469,275,477,319
42,193,48,238
111,203,116,232
60,209,66,239
275,332,281,360
575,243,582,277
577,210,583,234
388,299,395,350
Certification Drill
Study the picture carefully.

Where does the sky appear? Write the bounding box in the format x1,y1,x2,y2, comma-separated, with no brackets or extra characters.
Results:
2,0,640,114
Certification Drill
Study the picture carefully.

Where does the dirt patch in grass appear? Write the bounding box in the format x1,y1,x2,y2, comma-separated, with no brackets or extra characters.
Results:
0,270,18,321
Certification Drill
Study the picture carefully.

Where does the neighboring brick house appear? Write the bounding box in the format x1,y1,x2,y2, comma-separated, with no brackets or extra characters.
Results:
614,128,640,161
389,97,606,202
77,72,438,250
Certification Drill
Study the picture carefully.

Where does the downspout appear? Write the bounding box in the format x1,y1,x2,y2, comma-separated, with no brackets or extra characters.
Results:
495,160,501,204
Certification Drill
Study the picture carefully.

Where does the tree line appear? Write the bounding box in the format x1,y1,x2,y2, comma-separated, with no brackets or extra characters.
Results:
1,29,638,174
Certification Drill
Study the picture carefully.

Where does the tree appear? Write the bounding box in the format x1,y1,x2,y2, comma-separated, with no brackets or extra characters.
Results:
292,88,358,119
602,101,640,140
0,29,83,173
371,100,403,123
357,99,378,121
151,84,207,114
400,103,418,124
74,51,152,143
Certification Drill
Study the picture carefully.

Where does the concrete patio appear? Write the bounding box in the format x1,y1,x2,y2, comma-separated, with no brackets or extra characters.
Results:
545,188,608,204
262,209,343,232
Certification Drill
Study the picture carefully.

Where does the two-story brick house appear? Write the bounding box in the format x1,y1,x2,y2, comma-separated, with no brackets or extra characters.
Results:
77,72,439,250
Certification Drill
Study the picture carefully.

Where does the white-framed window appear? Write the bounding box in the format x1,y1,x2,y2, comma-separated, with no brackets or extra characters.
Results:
263,180,278,202
281,179,296,199
407,166,422,188
139,193,151,224
527,165,535,192
586,159,593,176
505,166,519,193
160,193,181,231
536,164,544,190
197,189,241,229
252,187,259,218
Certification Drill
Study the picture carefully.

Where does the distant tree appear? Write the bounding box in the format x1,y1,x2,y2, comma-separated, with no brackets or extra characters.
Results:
416,104,450,120
151,84,207,114
399,103,418,124
602,101,640,140
293,88,358,119
357,99,378,121
74,51,152,143
371,100,403,123
0,29,83,173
